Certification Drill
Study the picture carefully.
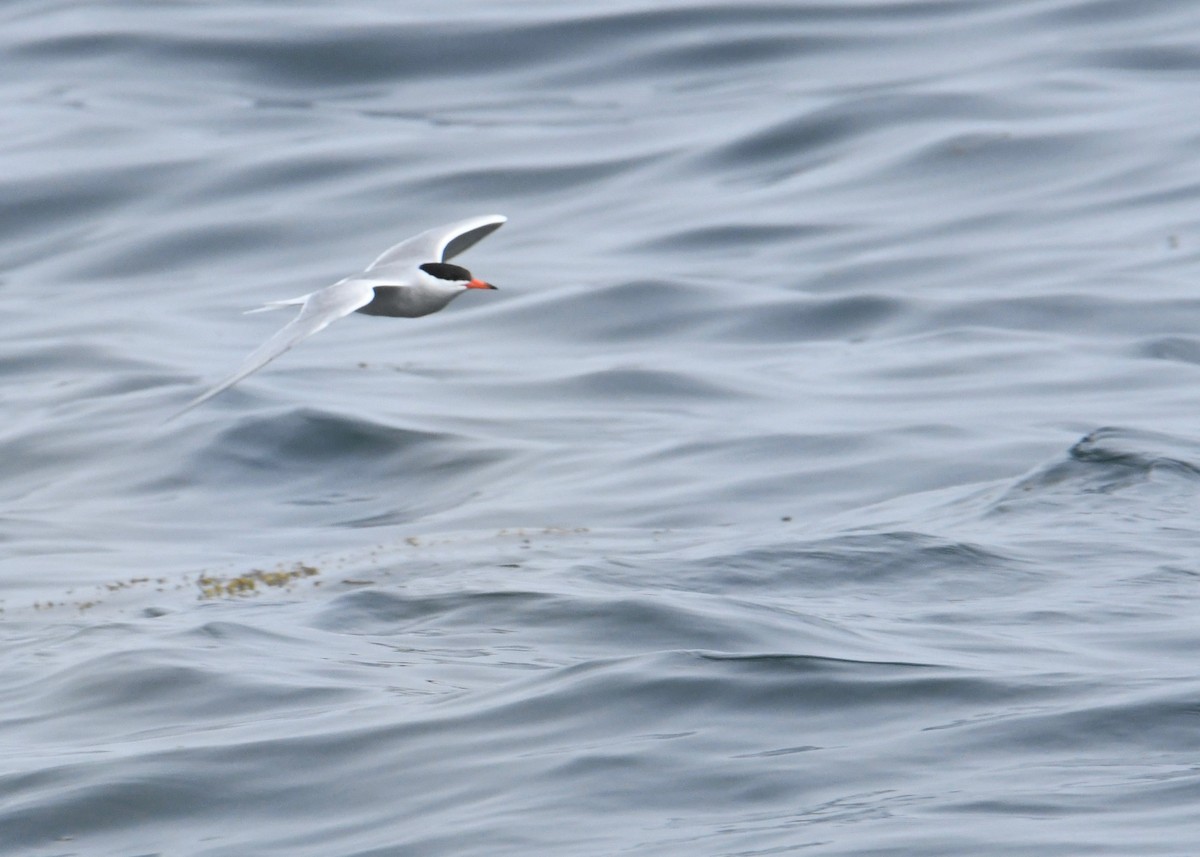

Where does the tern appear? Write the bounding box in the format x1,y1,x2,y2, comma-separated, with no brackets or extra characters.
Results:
171,214,505,419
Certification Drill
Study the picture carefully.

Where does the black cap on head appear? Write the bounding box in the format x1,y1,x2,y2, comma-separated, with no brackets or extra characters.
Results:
420,262,473,282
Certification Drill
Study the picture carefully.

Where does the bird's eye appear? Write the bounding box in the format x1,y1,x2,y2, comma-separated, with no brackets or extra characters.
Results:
420,262,473,281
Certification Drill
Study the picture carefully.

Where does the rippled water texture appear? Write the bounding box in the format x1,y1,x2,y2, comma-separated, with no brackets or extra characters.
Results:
5,1,1200,855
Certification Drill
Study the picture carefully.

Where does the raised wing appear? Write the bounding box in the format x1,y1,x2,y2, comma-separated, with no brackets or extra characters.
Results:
366,214,506,272
170,279,377,420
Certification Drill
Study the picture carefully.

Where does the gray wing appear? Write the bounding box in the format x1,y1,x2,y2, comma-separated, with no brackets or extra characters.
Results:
170,279,377,420
365,214,506,272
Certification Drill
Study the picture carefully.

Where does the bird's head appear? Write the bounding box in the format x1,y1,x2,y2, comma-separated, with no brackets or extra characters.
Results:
417,261,497,292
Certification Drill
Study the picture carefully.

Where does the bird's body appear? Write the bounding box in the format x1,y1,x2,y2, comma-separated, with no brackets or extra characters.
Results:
355,283,460,318
171,214,505,419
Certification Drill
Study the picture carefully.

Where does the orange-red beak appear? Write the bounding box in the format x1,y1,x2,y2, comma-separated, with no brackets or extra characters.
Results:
467,279,497,290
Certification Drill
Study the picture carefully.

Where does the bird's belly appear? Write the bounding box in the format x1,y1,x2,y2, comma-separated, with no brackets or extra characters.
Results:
356,287,435,318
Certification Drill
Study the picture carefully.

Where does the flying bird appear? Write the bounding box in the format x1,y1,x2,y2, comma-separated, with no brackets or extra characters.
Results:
172,214,505,419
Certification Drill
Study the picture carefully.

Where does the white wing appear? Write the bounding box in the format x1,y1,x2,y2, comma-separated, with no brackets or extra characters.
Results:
366,214,506,272
170,279,377,420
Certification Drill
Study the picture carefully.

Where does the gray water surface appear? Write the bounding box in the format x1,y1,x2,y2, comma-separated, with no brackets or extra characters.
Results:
4,1,1200,855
